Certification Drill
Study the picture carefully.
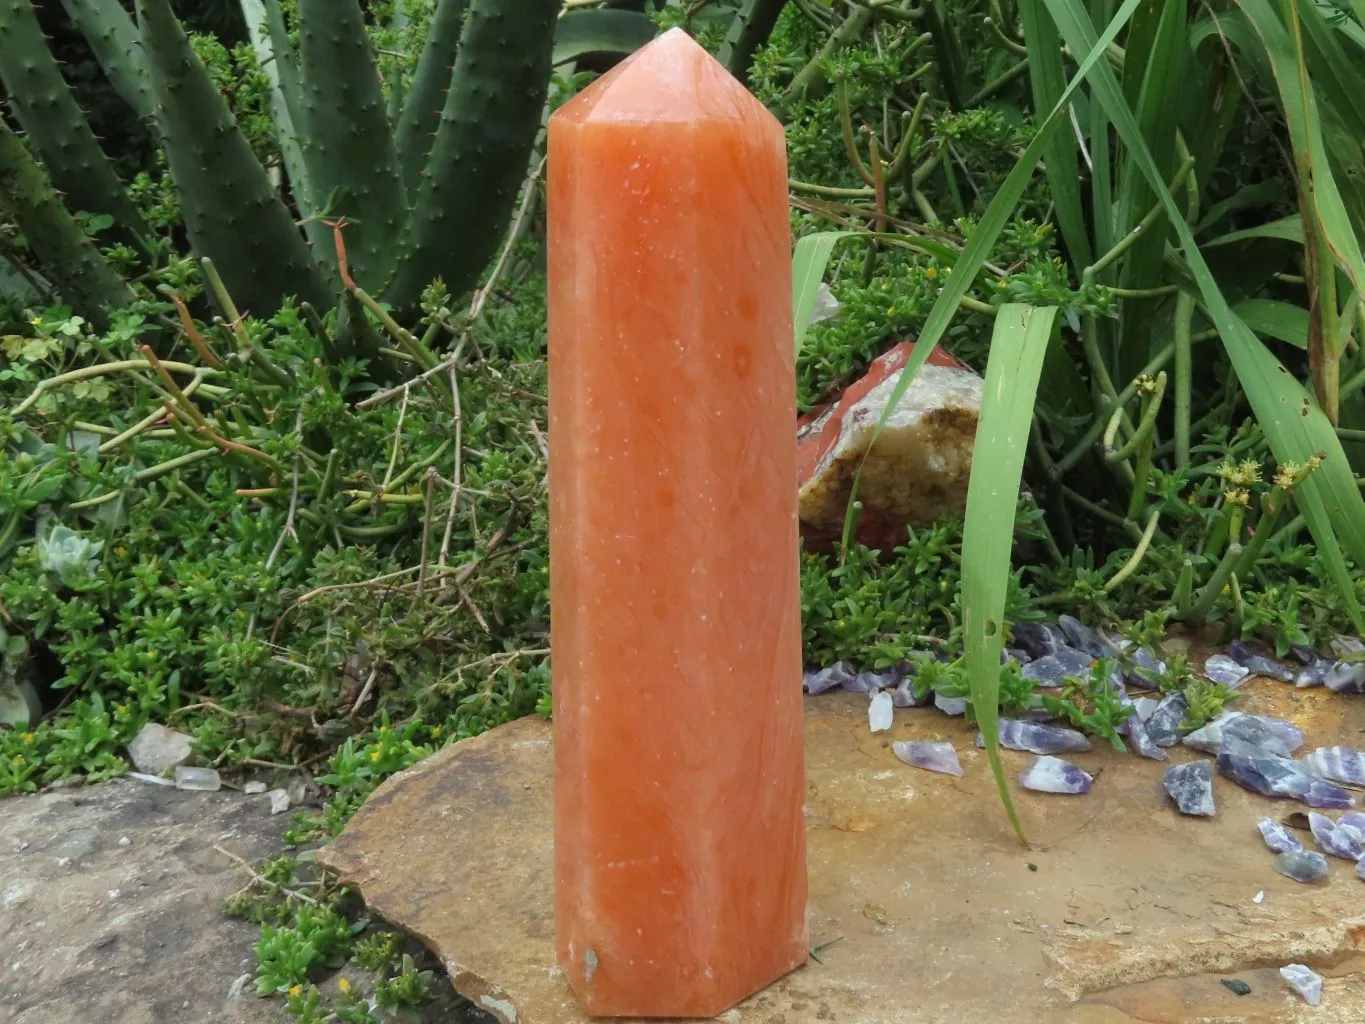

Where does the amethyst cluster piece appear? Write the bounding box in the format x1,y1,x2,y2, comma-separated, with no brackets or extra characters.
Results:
1019,755,1092,794
1163,760,1215,816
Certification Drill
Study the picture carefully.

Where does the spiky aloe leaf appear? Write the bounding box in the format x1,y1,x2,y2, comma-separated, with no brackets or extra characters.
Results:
0,118,135,326
137,0,330,314
58,0,155,121
385,0,559,309
394,0,470,196
0,0,148,243
294,0,406,289
716,0,787,81
553,8,657,66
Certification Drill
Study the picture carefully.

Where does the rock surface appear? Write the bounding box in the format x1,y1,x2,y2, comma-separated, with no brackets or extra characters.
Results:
318,679,1365,1024
796,341,983,550
0,777,289,1024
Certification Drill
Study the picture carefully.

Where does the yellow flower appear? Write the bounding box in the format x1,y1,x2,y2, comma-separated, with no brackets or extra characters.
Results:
430,726,443,738
378,725,388,734
369,750,382,762
21,732,34,744
115,545,127,557
925,266,938,280
288,985,302,998
338,977,351,994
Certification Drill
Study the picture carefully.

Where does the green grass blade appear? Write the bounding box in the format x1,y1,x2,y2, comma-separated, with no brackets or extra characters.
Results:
553,9,657,65
1043,0,1365,632
963,303,1058,846
1291,0,1365,143
1232,298,1309,348
1019,0,1092,269
1236,0,1365,296
1203,213,1304,247
792,231,854,355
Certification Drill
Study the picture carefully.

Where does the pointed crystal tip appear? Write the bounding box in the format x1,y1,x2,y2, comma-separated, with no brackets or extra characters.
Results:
551,24,776,126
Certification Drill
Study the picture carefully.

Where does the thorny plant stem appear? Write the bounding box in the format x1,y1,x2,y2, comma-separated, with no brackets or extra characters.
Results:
1103,509,1161,592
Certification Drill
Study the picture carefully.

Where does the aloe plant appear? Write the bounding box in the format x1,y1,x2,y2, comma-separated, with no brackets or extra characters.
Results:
0,0,149,245
0,118,135,326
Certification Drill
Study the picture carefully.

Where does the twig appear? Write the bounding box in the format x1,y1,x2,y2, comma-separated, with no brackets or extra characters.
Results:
216,844,320,906
349,667,379,716
418,467,436,597
381,387,410,492
266,412,304,570
438,357,465,571
169,292,224,368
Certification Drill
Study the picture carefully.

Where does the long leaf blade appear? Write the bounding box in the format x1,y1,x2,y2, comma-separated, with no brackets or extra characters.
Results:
964,303,1059,845
1043,0,1365,631
792,231,853,354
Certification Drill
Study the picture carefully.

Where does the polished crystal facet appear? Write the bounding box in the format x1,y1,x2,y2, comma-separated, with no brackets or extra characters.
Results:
549,29,806,1015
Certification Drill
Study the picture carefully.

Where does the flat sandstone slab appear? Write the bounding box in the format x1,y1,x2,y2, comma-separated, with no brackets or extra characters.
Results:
318,684,1365,1023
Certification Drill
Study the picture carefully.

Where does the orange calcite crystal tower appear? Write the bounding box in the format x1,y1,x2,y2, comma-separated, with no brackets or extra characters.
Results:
547,26,808,1019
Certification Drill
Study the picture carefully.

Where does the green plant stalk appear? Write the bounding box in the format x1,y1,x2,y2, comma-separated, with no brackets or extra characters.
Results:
1171,557,1194,610
1173,289,1195,469
1182,542,1242,625
133,447,220,484
0,119,136,327
1106,371,1166,465
1314,236,1340,423
13,359,212,417
383,0,559,310
0,0,149,242
1233,490,1289,578
1103,509,1160,592
136,0,331,313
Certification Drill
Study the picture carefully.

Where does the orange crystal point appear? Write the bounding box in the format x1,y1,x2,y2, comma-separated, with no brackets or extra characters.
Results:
547,25,808,1020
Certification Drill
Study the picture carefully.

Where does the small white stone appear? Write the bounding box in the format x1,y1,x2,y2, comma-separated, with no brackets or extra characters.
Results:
106,889,119,901
54,857,70,868
1280,963,1323,1005
243,781,267,795
868,691,894,733
1253,890,1264,904
267,789,291,815
118,836,130,847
